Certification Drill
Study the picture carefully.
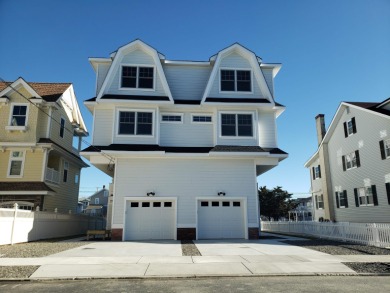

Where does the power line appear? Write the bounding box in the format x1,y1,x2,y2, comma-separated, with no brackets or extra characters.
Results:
0,78,115,168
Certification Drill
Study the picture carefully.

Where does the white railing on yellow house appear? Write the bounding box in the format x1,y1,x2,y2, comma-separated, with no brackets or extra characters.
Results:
45,167,60,184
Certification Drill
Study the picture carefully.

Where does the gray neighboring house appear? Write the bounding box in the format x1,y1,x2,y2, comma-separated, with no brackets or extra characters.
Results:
305,98,390,223
84,186,109,217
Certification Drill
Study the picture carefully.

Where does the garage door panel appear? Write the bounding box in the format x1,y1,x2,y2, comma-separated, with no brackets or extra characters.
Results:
125,201,175,240
197,200,245,239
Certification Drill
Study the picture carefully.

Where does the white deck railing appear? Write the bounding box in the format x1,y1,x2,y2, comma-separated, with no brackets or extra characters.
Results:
261,221,390,248
45,167,60,184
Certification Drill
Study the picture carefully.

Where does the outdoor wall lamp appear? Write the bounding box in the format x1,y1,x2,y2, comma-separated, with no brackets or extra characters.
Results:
217,191,226,196
146,191,155,197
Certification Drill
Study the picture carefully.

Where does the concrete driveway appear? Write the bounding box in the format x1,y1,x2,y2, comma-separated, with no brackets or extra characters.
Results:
0,235,358,279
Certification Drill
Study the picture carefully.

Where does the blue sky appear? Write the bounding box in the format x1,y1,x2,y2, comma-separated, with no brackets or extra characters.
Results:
1,0,389,198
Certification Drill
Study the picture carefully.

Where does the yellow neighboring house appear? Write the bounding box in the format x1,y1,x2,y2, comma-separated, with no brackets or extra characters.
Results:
0,78,88,213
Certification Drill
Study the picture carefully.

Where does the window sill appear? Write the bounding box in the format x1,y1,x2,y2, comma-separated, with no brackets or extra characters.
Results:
219,90,253,95
5,126,27,132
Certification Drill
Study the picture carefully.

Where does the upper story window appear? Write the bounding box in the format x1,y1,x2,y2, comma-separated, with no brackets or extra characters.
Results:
95,198,99,204
220,69,251,92
8,151,25,177
118,111,153,136
380,139,390,160
161,114,182,123
312,165,321,180
121,66,154,89
60,117,65,138
192,115,212,123
63,161,69,183
342,150,360,171
9,104,28,126
343,117,356,137
221,113,253,137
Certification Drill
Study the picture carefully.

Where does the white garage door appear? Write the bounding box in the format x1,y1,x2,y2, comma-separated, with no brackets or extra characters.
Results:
197,199,245,239
124,200,175,240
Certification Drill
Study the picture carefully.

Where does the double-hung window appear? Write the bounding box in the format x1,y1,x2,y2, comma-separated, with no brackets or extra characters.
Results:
315,194,324,209
358,187,373,206
380,139,390,160
10,104,28,126
220,69,251,92
335,191,348,208
343,117,356,137
221,113,253,137
354,185,378,207
342,150,360,171
8,151,25,177
312,165,321,179
121,66,154,89
118,111,153,135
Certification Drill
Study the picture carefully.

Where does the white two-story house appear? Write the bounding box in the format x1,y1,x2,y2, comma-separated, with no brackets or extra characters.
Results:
81,40,287,241
305,99,390,223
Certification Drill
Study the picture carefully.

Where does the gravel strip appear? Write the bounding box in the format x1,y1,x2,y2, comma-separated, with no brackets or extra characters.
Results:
0,240,88,258
181,240,201,256
0,266,39,278
282,239,390,255
344,262,390,274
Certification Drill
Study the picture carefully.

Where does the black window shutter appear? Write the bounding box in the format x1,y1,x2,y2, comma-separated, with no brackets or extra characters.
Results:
318,165,321,178
315,195,319,209
354,188,359,207
344,190,348,208
342,155,346,171
343,122,348,137
312,167,315,180
386,183,390,205
335,192,340,208
379,140,386,160
352,117,357,134
372,185,378,206
355,150,361,167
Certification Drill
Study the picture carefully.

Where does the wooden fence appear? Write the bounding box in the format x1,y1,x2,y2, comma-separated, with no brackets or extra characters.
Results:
261,221,390,248
0,205,105,245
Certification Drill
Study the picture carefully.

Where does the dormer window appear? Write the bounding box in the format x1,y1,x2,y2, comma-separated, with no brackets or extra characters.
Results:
10,104,28,126
220,69,251,92
6,103,29,132
121,66,154,89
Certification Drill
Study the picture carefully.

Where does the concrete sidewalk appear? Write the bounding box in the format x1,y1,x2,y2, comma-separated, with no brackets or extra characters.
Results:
0,235,364,279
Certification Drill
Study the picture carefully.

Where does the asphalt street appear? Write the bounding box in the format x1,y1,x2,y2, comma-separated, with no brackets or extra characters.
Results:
1,276,390,293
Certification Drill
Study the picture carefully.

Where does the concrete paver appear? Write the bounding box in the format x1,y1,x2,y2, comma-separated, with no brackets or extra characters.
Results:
245,262,356,274
138,256,193,264
192,256,248,263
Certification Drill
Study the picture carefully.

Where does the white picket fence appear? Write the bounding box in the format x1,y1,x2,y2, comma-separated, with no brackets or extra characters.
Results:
261,221,390,248
0,206,105,245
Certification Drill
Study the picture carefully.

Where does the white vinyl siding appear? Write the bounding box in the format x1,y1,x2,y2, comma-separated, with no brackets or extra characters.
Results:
261,68,274,96
257,111,276,148
159,112,213,147
327,105,390,223
96,63,111,94
163,65,211,101
113,158,258,229
93,108,114,145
